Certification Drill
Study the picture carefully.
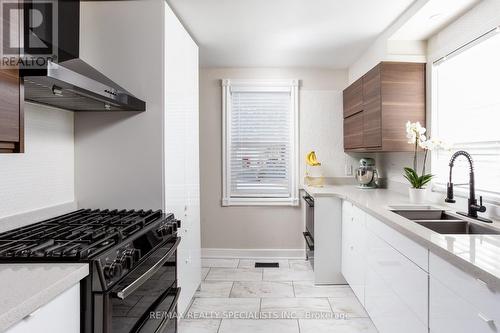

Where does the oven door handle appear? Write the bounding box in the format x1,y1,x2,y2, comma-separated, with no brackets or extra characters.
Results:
303,232,314,251
115,237,181,300
302,196,314,207
153,287,181,333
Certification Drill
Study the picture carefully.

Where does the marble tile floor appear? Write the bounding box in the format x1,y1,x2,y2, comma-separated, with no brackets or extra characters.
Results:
180,258,378,333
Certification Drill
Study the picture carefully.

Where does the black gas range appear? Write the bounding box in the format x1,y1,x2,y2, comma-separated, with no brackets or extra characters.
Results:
0,209,181,333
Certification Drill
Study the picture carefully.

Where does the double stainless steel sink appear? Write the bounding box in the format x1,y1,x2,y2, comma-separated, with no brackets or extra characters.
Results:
391,209,500,235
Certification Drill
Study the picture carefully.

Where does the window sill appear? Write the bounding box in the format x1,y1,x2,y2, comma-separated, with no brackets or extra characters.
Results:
432,184,500,206
222,197,299,207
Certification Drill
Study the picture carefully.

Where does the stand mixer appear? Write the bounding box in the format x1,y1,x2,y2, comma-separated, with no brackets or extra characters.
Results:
355,158,379,189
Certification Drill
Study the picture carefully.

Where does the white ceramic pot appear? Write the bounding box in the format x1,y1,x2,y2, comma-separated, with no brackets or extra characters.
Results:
408,187,427,204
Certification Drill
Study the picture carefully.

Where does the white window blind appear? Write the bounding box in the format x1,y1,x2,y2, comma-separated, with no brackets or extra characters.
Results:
222,79,299,206
432,29,500,196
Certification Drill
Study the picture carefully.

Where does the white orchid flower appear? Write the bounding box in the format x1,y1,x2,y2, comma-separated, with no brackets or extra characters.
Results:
426,138,451,151
406,121,427,145
407,132,417,144
418,135,428,148
420,140,434,150
419,137,451,151
415,122,426,135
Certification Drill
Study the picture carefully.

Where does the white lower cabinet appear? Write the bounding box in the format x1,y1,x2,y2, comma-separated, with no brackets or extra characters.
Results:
341,200,428,333
365,228,428,333
341,199,500,333
314,197,346,284
6,284,80,333
429,253,500,333
341,200,366,302
430,276,499,333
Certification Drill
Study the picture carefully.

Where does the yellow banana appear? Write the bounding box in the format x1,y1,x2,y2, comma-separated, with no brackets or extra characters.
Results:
306,151,321,166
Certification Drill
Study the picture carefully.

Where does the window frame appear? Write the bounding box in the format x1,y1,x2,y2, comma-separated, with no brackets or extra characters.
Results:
430,26,500,204
221,79,300,206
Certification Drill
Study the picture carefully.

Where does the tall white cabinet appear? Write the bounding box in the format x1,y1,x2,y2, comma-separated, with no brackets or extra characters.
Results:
76,0,200,316
164,4,201,314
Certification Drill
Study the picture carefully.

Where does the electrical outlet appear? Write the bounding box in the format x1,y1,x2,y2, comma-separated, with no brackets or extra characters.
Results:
345,164,353,176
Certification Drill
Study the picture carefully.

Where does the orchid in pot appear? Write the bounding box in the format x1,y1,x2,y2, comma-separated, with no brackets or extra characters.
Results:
405,121,448,203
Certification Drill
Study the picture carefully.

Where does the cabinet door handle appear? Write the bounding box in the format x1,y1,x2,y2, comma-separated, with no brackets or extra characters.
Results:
303,232,314,251
23,307,41,320
476,278,488,288
478,313,494,324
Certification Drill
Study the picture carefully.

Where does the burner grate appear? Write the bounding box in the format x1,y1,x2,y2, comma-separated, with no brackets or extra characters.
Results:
0,209,163,259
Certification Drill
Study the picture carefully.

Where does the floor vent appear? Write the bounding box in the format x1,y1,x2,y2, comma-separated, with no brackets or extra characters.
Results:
255,262,279,268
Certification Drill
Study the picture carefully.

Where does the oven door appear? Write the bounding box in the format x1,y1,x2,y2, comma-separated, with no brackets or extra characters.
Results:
95,237,180,333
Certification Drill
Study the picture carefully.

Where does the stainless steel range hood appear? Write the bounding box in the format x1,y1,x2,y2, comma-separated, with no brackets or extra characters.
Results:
21,0,146,112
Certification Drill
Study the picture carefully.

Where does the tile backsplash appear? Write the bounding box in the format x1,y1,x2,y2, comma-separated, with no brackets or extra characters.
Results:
0,103,75,219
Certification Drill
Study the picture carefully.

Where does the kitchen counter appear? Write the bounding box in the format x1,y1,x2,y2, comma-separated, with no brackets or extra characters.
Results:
0,263,88,332
303,184,500,291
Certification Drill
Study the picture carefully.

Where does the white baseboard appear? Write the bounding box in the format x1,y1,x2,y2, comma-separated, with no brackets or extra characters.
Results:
202,248,305,259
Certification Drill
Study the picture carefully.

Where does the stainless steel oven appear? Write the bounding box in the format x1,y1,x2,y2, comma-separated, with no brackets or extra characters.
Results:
302,193,314,269
93,236,181,333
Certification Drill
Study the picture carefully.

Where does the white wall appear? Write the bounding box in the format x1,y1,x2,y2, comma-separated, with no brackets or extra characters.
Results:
300,90,346,180
0,104,75,219
200,67,348,250
75,0,166,210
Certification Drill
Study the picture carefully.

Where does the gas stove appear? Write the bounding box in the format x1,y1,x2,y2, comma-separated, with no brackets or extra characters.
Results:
0,209,176,259
0,209,181,333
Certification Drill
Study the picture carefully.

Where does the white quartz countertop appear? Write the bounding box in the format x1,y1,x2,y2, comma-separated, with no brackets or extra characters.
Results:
303,184,500,291
0,263,89,332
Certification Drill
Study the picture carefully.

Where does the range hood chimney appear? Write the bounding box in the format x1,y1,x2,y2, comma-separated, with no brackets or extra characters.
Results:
21,0,146,112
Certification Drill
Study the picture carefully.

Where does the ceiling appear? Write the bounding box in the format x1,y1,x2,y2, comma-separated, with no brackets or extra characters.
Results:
168,0,415,68
390,0,479,40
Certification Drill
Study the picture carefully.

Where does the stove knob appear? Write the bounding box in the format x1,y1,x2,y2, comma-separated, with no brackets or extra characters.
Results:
103,264,113,279
176,219,181,228
118,253,131,270
103,261,121,279
157,226,167,237
172,223,177,232
123,249,140,269
125,253,134,269
132,248,141,263
157,225,173,237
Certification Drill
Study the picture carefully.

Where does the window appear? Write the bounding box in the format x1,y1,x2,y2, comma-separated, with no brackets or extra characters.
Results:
222,79,299,206
432,29,500,197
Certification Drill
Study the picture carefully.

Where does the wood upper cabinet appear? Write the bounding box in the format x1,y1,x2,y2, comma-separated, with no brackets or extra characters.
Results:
343,77,363,118
362,65,382,148
343,62,425,152
0,0,23,154
344,111,364,149
0,69,23,153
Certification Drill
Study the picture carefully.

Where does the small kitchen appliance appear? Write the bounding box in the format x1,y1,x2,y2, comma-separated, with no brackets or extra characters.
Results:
355,158,379,189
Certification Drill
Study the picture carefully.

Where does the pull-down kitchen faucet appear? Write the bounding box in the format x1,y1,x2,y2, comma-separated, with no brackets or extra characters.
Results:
445,151,492,223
